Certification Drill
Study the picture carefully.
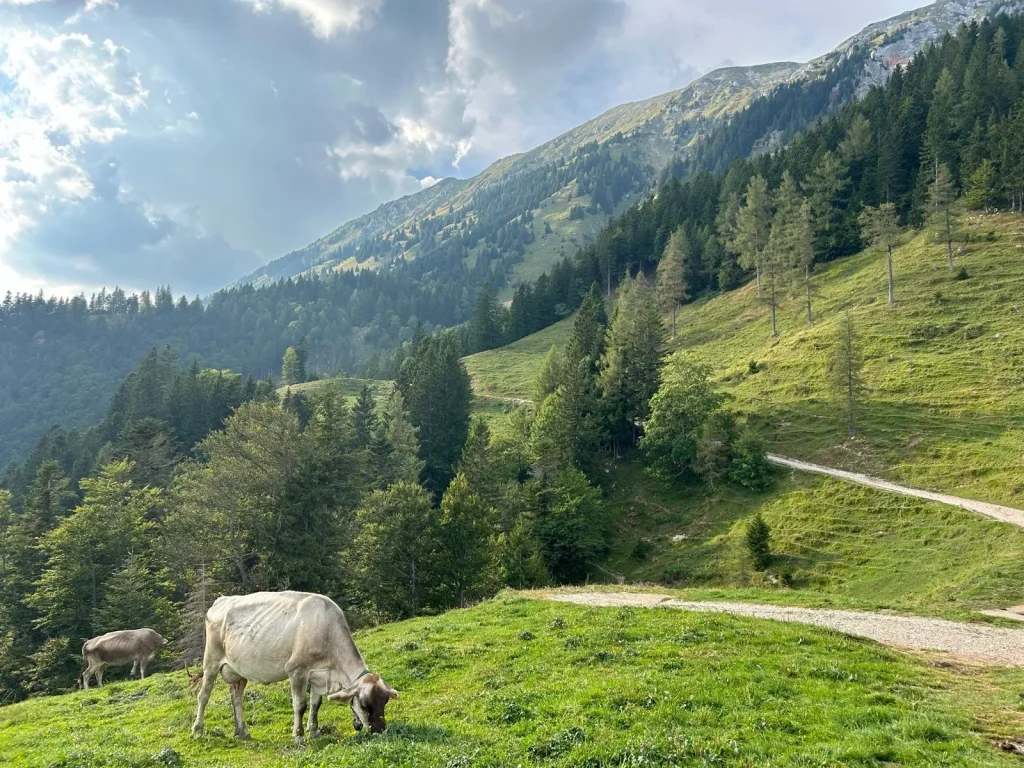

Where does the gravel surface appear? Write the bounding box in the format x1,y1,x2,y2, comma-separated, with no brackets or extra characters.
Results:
543,591,1024,666
767,454,1024,528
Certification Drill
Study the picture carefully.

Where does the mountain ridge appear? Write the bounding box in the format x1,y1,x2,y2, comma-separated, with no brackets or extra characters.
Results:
235,0,1015,292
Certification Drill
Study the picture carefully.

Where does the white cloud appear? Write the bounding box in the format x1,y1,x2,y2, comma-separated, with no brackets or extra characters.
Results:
236,0,381,37
419,175,441,189
0,27,148,265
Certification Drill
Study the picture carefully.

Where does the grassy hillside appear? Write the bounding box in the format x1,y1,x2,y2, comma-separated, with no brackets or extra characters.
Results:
466,213,1024,613
603,465,1024,620
467,213,1024,507
4,596,1024,767
277,377,394,402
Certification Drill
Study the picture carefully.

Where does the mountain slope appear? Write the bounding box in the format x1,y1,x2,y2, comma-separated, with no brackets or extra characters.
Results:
237,0,1016,293
2,596,1023,767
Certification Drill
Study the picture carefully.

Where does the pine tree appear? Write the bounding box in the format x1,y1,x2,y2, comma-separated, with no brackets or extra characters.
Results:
806,151,853,262
858,203,901,304
924,69,957,175
530,357,604,480
965,159,999,210
281,346,306,386
534,347,565,403
831,313,865,438
397,333,472,498
95,551,177,638
374,389,425,489
469,282,502,352
745,513,772,571
927,163,961,270
114,418,179,490
598,275,666,449
564,283,607,371
351,482,438,620
656,228,690,339
436,473,495,608
735,176,772,295
535,468,607,584
353,384,379,448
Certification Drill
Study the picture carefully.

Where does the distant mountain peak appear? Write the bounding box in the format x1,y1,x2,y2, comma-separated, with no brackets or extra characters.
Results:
234,0,1014,292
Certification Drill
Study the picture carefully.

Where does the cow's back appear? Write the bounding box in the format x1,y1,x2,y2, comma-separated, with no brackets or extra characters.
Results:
206,592,349,684
83,629,165,664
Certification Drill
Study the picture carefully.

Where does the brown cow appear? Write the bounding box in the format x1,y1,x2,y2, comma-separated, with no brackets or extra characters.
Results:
82,628,167,689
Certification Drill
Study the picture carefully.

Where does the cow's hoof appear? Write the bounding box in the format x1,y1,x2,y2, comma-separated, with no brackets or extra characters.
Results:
191,724,204,737
308,729,321,740
235,729,251,741
292,735,305,747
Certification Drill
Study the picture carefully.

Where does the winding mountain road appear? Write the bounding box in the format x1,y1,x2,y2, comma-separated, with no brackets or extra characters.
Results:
541,591,1024,666
767,454,1024,528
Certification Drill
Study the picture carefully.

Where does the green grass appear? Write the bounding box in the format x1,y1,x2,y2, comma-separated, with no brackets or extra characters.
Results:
4,596,1024,767
463,315,574,402
601,462,1024,620
670,213,1024,507
277,377,394,402
464,215,1024,615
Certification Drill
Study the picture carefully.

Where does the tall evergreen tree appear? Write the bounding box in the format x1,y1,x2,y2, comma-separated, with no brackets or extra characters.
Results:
373,389,425,490
353,384,379,448
564,283,608,371
735,176,772,296
436,473,495,608
397,333,472,498
469,282,503,353
656,228,690,339
599,275,666,449
534,347,565,403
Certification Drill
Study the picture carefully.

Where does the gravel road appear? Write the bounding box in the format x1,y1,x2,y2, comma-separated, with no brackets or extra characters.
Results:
542,591,1024,666
767,454,1024,528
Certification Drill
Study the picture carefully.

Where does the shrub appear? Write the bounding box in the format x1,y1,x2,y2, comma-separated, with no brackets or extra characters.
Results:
746,513,772,571
953,267,970,281
730,430,772,491
748,360,761,374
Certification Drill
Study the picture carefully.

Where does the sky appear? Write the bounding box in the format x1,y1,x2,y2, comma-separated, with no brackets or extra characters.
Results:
0,0,929,298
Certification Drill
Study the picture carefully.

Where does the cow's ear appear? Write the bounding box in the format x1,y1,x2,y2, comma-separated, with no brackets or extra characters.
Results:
384,685,399,701
328,684,360,704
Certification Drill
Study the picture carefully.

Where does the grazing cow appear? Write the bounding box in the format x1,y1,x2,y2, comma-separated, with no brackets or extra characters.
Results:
82,629,168,690
191,591,398,743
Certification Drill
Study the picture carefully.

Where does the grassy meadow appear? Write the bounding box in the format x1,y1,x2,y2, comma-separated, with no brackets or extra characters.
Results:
4,596,1024,767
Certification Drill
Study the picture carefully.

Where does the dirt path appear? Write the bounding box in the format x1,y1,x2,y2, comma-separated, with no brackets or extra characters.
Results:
767,454,1024,528
541,592,1024,666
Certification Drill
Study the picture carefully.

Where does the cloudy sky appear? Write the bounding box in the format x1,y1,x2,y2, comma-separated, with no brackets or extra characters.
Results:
1,0,926,297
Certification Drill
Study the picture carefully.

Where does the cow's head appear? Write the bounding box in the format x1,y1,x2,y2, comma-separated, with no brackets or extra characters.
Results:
328,672,398,734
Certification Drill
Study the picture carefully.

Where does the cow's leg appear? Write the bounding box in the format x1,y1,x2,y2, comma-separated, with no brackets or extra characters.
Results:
229,678,250,741
307,692,323,739
130,660,139,678
289,672,309,745
191,665,220,736
140,652,155,680
95,665,105,687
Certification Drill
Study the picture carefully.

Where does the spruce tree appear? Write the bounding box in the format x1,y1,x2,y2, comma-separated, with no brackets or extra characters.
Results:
353,384,379,448
534,347,565,403
436,473,495,608
374,389,425,489
351,482,438,620
656,228,690,339
397,333,472,498
469,282,502,352
564,283,607,371
735,176,772,296
599,275,666,450
96,551,177,638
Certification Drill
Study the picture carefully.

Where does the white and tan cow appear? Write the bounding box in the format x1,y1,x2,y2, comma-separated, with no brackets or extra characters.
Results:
82,628,167,689
191,591,398,743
